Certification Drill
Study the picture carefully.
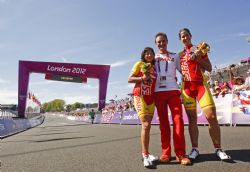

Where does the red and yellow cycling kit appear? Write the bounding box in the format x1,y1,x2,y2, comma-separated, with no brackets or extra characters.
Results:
180,45,215,110
130,61,156,116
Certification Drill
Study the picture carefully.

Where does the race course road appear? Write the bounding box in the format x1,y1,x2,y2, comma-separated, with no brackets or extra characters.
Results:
0,113,250,172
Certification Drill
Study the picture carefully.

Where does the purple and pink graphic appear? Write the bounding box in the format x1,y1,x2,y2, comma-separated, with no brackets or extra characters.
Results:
232,90,250,125
237,91,250,115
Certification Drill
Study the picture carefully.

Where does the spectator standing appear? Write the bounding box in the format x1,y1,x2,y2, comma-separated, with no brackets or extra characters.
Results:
212,80,221,98
243,69,250,90
232,76,245,93
89,109,95,124
220,82,230,96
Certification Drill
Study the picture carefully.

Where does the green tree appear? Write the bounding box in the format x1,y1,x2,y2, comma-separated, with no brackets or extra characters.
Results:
42,99,65,112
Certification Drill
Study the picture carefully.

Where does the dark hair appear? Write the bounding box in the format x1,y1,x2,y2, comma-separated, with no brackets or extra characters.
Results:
178,28,192,40
155,32,168,44
141,47,155,65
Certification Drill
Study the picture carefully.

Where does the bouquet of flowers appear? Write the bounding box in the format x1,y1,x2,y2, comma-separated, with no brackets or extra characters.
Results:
197,42,210,54
142,62,153,84
190,42,210,60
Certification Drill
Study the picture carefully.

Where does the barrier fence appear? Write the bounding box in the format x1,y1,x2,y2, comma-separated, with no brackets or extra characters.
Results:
67,90,250,126
0,112,44,138
0,110,18,118
2,90,247,138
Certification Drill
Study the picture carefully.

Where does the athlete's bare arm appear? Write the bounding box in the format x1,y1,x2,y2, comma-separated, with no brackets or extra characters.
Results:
128,74,149,83
196,53,212,72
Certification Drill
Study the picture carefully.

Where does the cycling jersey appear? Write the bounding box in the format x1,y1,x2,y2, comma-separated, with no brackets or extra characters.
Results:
179,45,215,110
179,45,208,82
130,61,156,116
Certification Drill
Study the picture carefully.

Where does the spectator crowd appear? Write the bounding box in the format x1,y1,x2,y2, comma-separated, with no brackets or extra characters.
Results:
208,68,250,98
102,68,250,114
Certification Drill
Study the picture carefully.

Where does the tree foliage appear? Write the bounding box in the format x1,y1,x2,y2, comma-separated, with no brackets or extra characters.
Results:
42,99,65,112
42,99,98,112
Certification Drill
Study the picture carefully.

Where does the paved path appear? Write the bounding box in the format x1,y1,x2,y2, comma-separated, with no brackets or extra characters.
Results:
0,114,249,172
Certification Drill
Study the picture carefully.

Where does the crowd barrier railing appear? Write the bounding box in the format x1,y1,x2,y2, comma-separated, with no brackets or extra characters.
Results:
0,112,44,138
66,90,250,126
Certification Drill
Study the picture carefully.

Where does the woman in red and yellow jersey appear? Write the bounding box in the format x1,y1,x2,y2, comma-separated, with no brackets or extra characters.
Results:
179,28,231,161
128,47,158,168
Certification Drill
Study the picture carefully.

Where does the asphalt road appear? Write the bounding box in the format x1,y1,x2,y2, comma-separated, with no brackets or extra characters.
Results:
0,114,250,172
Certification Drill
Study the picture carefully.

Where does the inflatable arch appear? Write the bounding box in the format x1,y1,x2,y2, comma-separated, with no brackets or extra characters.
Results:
18,60,110,118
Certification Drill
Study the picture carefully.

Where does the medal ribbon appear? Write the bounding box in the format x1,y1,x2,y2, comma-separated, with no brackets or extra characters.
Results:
157,53,168,73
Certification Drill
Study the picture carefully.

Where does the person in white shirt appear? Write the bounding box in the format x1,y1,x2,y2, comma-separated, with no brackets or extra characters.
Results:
244,69,250,90
154,32,191,165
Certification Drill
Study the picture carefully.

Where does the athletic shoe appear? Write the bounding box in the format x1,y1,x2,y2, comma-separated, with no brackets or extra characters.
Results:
142,156,153,167
216,149,231,161
188,148,199,160
159,154,171,163
148,154,159,162
176,155,192,165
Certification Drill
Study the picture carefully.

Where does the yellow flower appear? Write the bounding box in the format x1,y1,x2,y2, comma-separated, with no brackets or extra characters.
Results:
142,62,153,84
142,62,151,75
